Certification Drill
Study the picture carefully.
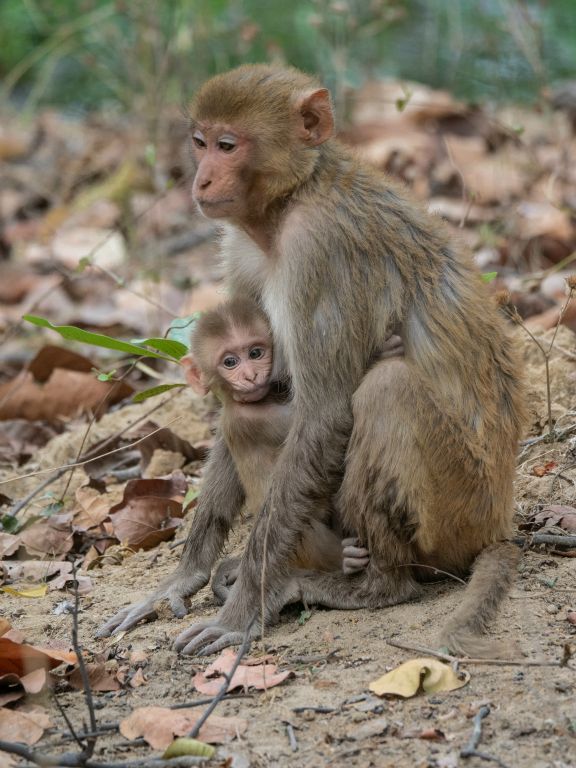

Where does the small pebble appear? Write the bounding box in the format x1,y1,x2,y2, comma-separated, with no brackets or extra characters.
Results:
546,604,559,615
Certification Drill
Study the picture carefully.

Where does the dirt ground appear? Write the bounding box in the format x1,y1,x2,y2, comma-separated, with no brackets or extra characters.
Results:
2,329,576,768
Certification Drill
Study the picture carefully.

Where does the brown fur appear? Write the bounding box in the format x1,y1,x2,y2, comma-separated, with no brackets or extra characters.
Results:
97,65,525,658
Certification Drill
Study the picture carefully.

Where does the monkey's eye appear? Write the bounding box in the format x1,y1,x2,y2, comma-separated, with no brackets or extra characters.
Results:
249,347,265,360
218,139,236,153
222,356,239,369
192,134,207,149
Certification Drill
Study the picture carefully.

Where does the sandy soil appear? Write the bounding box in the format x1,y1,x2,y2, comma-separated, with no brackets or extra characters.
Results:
2,330,576,768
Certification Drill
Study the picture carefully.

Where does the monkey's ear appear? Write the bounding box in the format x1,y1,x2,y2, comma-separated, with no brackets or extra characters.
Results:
295,88,334,147
181,354,209,396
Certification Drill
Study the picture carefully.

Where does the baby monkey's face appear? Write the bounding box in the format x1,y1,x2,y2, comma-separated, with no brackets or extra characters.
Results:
215,326,273,403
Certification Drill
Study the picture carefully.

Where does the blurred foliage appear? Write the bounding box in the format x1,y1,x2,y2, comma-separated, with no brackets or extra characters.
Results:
0,0,575,113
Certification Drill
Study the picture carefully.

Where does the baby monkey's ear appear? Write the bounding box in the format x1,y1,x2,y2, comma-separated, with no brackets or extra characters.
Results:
181,354,210,396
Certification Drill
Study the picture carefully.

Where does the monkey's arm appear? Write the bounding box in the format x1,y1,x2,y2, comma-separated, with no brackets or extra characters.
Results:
96,434,245,637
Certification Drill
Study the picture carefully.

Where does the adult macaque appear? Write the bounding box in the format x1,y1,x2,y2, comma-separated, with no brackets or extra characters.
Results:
180,297,370,599
98,65,525,657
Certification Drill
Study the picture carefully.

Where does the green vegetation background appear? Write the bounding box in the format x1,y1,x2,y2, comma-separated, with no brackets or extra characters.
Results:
1,0,575,113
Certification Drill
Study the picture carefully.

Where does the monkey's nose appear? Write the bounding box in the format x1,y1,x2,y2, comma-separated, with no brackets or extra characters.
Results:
198,178,212,190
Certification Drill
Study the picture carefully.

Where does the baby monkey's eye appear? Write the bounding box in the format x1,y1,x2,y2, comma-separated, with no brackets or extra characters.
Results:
218,139,236,152
222,356,239,369
249,347,264,360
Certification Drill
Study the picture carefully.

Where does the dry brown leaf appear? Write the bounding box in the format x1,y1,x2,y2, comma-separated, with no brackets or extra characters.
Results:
193,647,293,695
0,533,20,559
68,663,121,692
531,461,557,478
109,500,182,550
0,368,132,422
110,475,188,508
533,505,576,533
0,619,11,636
369,658,470,698
130,668,146,688
72,486,114,531
0,636,77,681
18,518,74,558
120,706,247,749
0,708,46,744
0,560,91,594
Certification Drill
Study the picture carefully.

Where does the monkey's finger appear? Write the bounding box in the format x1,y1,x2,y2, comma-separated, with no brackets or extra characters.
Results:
173,621,213,652
341,537,359,548
177,626,225,655
342,544,369,559
96,602,158,638
380,335,404,359
197,631,245,656
343,557,370,575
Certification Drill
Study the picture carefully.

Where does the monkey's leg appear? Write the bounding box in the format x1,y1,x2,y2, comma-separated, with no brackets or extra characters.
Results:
96,435,245,637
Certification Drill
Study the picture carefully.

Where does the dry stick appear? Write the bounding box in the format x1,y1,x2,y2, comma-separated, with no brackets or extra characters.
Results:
187,616,256,740
508,283,575,439
460,706,510,768
70,562,98,759
51,692,84,751
386,639,568,668
517,533,576,549
284,723,298,753
0,742,205,768
0,415,183,487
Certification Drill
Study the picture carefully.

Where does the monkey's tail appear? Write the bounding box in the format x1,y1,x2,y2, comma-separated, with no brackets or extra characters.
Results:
439,541,520,659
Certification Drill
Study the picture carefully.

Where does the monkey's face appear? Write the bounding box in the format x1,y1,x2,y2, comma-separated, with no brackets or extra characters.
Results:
215,329,273,403
191,123,255,221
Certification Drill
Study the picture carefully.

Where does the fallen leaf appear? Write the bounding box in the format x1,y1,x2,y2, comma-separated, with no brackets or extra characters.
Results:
163,738,215,759
0,637,77,680
533,505,576,533
193,648,293,695
0,709,47,744
68,663,121,692
369,658,470,698
120,706,247,749
72,486,114,531
0,560,92,595
18,518,73,557
0,584,48,598
0,619,11,636
403,727,446,741
531,461,557,477
0,533,20,558
109,499,182,549
130,668,146,688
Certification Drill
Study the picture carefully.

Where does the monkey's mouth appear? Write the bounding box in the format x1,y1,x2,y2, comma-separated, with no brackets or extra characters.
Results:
233,385,270,403
196,198,234,208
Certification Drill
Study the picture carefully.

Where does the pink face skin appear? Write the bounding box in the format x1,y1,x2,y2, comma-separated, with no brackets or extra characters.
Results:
215,330,273,403
191,124,253,222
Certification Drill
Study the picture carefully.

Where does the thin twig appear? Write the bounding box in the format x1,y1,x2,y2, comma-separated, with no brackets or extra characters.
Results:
460,705,510,768
386,639,568,667
188,616,256,739
0,742,206,768
0,415,183,486
51,692,84,751
284,723,298,752
515,533,576,549
70,562,97,758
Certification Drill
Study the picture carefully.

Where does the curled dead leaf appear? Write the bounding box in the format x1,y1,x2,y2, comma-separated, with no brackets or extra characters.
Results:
369,658,470,698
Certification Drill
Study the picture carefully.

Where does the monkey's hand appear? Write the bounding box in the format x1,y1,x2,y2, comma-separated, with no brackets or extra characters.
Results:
210,557,240,605
380,334,404,359
95,569,211,638
342,537,370,575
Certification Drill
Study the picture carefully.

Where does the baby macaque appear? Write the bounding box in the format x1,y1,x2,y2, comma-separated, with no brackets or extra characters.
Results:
181,298,368,601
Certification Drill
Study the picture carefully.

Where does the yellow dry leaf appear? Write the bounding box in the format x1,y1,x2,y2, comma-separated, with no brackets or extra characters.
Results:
0,584,48,598
369,657,470,698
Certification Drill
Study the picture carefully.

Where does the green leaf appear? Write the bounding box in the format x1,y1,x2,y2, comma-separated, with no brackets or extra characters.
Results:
298,609,312,626
166,313,202,349
131,337,188,360
481,271,498,283
23,315,173,361
96,369,117,382
132,383,186,403
0,515,20,533
40,501,64,517
183,485,200,510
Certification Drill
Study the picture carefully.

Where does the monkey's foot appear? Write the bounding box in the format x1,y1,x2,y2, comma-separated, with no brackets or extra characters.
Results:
174,616,258,656
96,569,210,638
